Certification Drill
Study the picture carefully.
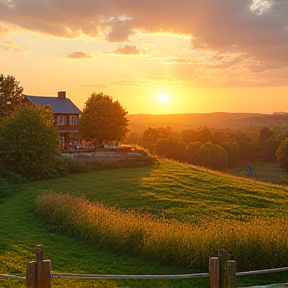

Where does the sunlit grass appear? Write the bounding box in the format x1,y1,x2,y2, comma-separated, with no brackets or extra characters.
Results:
2,159,288,287
36,190,288,272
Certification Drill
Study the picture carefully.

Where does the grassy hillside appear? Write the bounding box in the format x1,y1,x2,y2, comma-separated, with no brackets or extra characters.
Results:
1,159,288,287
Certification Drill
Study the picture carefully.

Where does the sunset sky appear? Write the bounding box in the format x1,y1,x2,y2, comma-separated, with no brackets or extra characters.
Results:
0,0,287,115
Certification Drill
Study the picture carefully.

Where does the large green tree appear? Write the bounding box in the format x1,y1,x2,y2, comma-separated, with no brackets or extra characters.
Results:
0,105,60,180
79,93,128,147
0,74,24,120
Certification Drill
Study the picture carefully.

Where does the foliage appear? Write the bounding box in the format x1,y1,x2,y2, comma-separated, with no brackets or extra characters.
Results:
220,139,240,167
0,105,60,180
0,178,16,199
80,93,128,147
0,74,24,120
143,127,159,144
186,141,202,165
143,127,174,154
0,170,26,199
156,139,185,161
277,138,288,169
143,125,283,170
199,142,227,170
258,127,274,143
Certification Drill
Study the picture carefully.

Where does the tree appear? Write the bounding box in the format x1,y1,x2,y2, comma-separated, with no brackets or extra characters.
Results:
79,93,128,147
0,74,24,120
0,105,60,180
143,127,159,145
277,138,288,169
258,127,274,143
186,142,202,165
220,139,240,167
143,127,159,154
199,142,227,170
156,139,185,161
182,129,198,145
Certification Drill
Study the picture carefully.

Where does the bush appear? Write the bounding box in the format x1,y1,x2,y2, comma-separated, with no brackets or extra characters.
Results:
0,178,15,199
0,106,60,181
0,171,25,199
55,157,89,175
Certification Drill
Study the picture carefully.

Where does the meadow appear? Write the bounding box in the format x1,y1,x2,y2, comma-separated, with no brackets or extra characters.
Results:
1,159,288,287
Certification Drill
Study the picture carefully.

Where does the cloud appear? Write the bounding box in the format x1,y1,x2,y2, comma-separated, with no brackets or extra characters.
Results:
112,45,140,55
0,0,287,86
0,38,25,52
65,51,93,59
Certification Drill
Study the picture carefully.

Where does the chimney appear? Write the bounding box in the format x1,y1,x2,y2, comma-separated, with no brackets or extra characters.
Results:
58,91,66,99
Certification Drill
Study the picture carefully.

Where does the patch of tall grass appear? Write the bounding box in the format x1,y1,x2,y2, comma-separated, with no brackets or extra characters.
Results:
36,191,288,272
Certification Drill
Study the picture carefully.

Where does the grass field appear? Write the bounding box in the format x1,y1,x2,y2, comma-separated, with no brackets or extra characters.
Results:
1,159,288,287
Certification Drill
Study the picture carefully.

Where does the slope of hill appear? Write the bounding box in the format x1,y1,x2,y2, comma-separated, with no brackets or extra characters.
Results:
2,159,288,287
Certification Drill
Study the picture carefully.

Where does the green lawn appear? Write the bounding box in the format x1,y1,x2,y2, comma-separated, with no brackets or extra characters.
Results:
1,159,288,287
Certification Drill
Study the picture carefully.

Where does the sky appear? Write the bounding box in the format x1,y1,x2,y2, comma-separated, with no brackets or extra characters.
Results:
0,0,287,115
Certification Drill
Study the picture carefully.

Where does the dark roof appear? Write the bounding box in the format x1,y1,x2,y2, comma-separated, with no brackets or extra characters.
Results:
26,95,82,114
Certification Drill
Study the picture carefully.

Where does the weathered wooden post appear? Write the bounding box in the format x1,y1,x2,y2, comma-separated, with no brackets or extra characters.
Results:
26,244,51,288
209,257,220,288
218,248,229,288
226,260,236,288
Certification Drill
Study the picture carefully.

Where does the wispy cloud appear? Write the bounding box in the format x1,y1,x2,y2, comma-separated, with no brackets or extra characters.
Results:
111,45,140,55
65,51,93,59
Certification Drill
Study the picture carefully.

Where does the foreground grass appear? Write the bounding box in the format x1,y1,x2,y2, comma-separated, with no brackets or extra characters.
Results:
36,191,288,271
2,159,288,287
0,186,201,288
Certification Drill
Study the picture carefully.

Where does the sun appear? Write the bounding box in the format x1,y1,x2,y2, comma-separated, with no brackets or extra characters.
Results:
158,93,169,104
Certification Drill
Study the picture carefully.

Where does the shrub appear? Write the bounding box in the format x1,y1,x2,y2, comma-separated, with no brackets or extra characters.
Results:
55,157,89,175
0,106,60,181
0,171,25,199
0,178,15,199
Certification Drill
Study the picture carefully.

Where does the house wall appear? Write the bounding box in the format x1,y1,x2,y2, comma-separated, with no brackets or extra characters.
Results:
54,113,80,131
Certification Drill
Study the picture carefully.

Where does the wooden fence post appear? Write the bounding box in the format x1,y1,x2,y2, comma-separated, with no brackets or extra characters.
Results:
218,248,229,288
226,260,236,288
26,244,51,288
209,257,220,288
27,261,37,288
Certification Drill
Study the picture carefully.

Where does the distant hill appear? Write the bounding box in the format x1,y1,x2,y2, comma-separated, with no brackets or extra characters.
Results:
127,112,288,134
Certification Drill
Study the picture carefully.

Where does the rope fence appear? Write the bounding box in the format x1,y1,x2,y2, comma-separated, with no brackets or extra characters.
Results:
1,244,288,288
51,272,209,279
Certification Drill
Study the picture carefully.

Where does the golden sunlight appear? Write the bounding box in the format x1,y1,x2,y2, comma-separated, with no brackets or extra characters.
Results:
158,93,169,104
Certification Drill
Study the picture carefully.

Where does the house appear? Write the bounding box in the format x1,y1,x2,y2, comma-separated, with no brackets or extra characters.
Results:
23,91,82,150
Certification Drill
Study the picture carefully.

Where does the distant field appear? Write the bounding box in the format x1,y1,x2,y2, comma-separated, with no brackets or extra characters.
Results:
225,160,288,186
1,159,288,287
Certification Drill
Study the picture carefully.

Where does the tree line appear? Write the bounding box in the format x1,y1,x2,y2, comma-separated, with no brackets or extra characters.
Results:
126,125,288,171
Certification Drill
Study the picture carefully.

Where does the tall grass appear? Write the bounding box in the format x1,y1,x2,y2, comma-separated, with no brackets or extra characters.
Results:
36,191,288,272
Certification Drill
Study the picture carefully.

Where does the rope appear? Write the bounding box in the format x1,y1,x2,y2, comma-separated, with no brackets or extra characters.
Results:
2,265,288,282
0,274,26,280
51,272,209,279
237,266,288,276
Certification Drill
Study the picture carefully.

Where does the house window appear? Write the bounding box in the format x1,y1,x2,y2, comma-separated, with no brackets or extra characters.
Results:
69,116,77,125
58,116,66,125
